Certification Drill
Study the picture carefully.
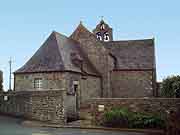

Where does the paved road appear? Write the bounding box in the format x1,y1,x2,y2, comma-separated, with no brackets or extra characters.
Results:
0,115,147,135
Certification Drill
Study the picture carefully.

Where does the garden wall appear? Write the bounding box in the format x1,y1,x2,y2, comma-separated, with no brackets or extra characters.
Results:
0,90,66,124
90,98,180,125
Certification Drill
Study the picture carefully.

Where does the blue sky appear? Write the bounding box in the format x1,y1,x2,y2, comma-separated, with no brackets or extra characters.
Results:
0,0,180,90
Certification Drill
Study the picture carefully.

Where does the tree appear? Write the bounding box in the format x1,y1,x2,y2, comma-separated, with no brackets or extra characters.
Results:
161,75,180,98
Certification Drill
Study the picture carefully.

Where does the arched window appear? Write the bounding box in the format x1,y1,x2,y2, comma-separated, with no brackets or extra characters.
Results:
104,32,110,41
100,24,105,30
96,32,102,41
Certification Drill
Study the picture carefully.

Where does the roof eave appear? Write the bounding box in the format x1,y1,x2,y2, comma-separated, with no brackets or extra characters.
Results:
14,70,101,78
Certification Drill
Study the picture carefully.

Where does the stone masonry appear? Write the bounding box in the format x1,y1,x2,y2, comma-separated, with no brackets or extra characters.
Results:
70,23,114,98
14,72,66,91
90,98,180,126
14,71,101,119
111,71,153,97
0,90,66,124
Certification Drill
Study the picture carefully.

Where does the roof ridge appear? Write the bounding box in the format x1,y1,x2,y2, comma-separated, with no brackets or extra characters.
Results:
107,38,154,43
52,31,68,39
53,31,67,70
70,22,95,38
104,39,154,46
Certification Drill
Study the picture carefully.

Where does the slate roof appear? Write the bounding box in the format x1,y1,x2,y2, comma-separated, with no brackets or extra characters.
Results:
15,31,100,76
103,39,155,69
15,22,155,75
71,23,155,70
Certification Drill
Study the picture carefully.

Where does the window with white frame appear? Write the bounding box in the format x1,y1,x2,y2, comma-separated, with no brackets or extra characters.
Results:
34,78,42,89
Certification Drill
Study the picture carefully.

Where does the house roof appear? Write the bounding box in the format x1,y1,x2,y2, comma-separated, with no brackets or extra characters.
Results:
15,31,100,76
103,39,155,69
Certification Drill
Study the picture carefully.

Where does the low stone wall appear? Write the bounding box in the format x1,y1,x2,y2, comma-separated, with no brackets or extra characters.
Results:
90,98,180,125
0,90,66,124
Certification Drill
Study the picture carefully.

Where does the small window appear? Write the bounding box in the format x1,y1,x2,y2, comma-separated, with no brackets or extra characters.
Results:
34,78,42,89
74,84,78,94
96,32,102,41
104,32,110,41
73,81,79,94
4,96,8,101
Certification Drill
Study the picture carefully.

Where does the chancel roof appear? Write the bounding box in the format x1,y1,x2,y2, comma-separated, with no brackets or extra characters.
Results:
103,39,155,69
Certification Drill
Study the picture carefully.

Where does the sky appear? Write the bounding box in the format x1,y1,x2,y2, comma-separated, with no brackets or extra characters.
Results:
0,0,180,90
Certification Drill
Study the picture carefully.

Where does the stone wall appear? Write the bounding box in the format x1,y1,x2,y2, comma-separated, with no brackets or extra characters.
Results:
90,98,180,125
14,71,101,119
111,71,153,97
64,72,101,102
70,24,114,98
14,72,101,103
0,90,66,124
80,75,101,104
14,72,66,91
64,72,101,117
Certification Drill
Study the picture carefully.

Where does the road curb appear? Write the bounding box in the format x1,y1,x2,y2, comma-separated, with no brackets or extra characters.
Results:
22,120,165,134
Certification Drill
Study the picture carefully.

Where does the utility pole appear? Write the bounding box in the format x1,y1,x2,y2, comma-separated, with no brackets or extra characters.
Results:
9,57,12,91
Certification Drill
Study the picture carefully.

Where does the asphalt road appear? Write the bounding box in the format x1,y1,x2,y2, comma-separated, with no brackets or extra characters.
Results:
0,115,148,135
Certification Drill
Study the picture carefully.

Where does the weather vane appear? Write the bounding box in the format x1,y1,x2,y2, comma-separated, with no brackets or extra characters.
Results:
101,16,104,20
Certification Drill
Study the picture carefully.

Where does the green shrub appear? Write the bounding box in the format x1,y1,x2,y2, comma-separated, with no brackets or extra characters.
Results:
103,107,165,129
103,107,133,127
161,75,180,97
129,113,166,129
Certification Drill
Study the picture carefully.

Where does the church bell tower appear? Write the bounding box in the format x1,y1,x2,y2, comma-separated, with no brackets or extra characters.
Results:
93,19,113,42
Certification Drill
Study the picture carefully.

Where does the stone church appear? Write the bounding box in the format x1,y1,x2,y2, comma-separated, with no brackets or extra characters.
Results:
14,20,157,108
